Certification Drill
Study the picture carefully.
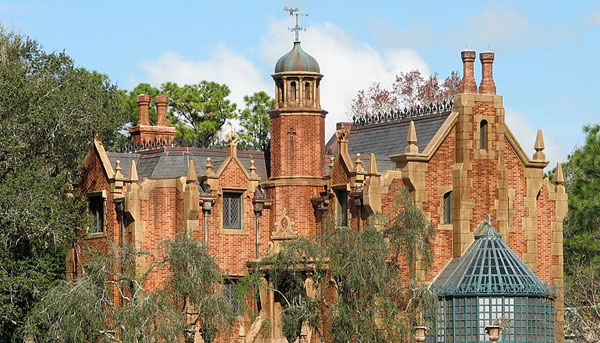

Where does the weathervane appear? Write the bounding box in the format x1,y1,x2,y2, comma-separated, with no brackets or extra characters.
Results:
284,7,308,42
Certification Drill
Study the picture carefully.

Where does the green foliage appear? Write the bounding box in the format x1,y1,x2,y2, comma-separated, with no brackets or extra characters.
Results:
25,237,236,343
238,91,274,151
245,190,436,343
563,124,600,275
161,81,237,148
0,27,128,342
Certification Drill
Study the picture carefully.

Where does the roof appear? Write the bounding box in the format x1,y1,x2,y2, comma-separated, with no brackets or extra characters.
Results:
430,217,551,298
275,42,320,73
106,147,268,181
347,113,449,171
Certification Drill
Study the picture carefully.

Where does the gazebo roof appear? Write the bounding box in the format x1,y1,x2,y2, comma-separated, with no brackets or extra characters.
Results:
430,216,552,297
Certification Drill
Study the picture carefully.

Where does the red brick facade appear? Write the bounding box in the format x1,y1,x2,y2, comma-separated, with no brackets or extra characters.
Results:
73,49,567,342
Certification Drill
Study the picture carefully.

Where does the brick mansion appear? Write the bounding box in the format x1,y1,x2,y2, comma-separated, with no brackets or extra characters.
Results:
72,36,567,342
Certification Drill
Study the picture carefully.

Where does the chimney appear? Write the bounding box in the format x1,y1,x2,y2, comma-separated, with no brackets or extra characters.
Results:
136,94,151,126
460,50,477,93
154,95,168,127
479,51,496,95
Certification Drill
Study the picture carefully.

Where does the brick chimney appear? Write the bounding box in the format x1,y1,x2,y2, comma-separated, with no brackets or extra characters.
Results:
460,50,477,93
129,95,176,149
136,94,151,126
154,95,168,127
478,51,496,95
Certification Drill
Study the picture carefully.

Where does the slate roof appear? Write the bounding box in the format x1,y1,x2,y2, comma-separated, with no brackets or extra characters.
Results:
347,113,450,171
430,218,551,297
106,148,268,181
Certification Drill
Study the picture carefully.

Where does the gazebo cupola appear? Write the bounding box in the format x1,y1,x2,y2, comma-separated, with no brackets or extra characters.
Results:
429,217,555,343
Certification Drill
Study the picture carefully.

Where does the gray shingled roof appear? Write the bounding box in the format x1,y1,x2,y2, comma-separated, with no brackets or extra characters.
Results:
348,113,449,171
106,148,268,181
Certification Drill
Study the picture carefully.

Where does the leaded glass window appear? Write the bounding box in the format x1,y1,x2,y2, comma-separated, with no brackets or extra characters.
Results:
223,192,242,229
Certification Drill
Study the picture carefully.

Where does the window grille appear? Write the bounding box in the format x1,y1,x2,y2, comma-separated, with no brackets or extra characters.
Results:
223,192,242,229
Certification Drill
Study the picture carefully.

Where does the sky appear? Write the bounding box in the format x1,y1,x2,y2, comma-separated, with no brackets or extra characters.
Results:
1,0,599,166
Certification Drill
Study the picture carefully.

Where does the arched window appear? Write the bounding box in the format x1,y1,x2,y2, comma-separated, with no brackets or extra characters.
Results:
304,82,311,101
290,81,296,101
443,191,452,224
480,120,488,149
278,82,284,103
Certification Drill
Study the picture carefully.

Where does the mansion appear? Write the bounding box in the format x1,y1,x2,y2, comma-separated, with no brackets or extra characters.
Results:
72,38,567,343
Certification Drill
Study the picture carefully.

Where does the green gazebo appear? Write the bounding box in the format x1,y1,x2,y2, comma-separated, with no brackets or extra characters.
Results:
428,217,555,342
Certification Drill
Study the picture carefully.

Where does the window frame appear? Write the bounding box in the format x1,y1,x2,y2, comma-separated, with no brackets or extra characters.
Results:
443,191,452,225
222,191,243,230
479,120,488,150
86,190,106,235
335,189,348,227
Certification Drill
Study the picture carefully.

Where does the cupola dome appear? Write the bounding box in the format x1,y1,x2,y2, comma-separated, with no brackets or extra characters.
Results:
274,42,320,73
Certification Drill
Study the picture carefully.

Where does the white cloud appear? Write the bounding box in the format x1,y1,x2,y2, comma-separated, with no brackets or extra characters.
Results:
139,19,430,138
449,3,557,51
139,45,271,108
261,19,430,137
505,108,564,165
584,10,600,26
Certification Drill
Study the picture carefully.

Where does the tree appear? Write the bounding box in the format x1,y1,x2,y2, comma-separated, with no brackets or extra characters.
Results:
350,70,461,121
238,91,274,151
24,236,237,343
245,189,436,343
562,124,600,341
161,81,237,148
0,27,129,342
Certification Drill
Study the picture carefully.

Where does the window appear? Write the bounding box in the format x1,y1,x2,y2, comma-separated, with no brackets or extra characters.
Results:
443,191,452,225
336,189,348,227
290,81,296,101
224,279,241,316
480,120,488,149
304,82,311,101
88,194,104,233
223,192,242,229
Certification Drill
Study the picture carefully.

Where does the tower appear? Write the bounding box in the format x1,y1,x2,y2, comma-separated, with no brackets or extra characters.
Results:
264,16,327,238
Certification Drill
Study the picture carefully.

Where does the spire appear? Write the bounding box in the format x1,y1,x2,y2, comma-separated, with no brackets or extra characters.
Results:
186,159,197,184
206,157,214,177
368,153,379,175
533,129,546,161
355,153,364,173
129,160,139,182
405,121,419,154
555,162,564,185
114,160,124,180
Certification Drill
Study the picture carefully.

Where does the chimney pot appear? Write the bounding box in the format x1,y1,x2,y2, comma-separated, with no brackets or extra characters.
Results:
154,95,168,127
460,50,477,94
479,51,496,95
136,94,151,126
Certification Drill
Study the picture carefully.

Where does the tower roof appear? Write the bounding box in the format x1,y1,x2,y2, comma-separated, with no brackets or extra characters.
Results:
430,217,551,297
275,42,320,73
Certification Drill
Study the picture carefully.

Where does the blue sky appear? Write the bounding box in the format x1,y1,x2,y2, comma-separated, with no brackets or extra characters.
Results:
2,1,599,165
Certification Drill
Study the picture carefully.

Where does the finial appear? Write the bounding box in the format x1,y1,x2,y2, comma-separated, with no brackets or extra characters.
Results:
186,159,197,184
555,162,564,185
355,153,364,172
249,158,259,180
225,132,239,158
129,160,139,182
329,156,335,170
368,153,379,175
114,160,124,179
206,157,214,176
284,7,307,42
405,121,419,154
250,159,256,172
533,129,546,160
